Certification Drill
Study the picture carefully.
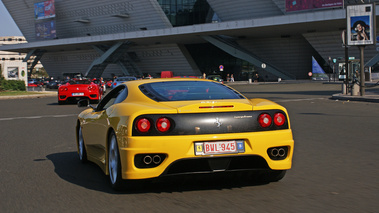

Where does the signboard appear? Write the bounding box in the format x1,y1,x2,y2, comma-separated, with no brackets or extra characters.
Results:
286,0,343,12
219,65,224,71
35,20,56,39
347,4,376,46
34,0,55,20
7,67,19,79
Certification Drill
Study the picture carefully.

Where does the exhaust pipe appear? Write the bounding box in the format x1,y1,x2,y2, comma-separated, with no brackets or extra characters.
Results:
153,155,161,164
278,148,286,157
268,147,287,159
270,148,279,157
143,155,152,164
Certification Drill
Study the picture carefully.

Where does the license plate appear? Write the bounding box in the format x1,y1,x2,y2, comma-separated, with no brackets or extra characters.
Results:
194,140,245,156
72,93,84,96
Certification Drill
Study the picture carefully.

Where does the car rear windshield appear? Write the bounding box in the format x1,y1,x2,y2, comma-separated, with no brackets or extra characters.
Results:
139,81,245,101
68,80,92,85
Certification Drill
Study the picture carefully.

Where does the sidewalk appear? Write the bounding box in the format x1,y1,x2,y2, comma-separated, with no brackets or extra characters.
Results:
228,80,379,103
328,82,379,103
0,91,57,100
331,90,379,103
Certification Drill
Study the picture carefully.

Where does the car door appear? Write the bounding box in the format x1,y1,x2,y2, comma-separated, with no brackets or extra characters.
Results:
81,85,127,164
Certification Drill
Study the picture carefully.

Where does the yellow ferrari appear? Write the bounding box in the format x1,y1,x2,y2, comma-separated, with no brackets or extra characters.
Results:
76,78,294,190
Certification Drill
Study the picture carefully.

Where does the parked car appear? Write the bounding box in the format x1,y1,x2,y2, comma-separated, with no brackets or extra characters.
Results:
111,76,137,89
207,75,224,83
105,79,113,88
58,79,103,104
27,80,38,87
48,80,63,89
76,78,294,190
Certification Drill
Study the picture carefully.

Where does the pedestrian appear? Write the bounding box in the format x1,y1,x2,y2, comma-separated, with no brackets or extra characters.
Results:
230,74,234,82
253,73,259,82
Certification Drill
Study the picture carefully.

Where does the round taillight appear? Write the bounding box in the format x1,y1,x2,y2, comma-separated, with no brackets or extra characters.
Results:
274,113,286,126
136,118,151,133
156,117,171,133
59,87,67,92
258,113,272,128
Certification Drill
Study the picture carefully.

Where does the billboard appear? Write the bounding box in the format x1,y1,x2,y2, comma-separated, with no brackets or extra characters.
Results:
347,4,375,46
35,20,56,39
7,67,19,79
34,0,55,20
286,0,343,12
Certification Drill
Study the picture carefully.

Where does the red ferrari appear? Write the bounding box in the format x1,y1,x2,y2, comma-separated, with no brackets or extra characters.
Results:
58,79,102,105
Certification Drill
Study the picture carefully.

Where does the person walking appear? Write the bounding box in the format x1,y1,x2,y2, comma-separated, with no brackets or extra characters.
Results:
230,74,234,82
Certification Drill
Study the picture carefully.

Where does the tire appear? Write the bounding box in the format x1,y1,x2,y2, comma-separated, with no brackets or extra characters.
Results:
78,126,87,163
108,131,124,190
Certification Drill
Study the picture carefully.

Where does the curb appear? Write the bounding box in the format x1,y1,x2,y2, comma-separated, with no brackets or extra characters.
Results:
331,93,379,103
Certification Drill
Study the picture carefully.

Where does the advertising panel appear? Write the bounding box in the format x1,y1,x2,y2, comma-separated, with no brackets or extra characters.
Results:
347,4,375,46
35,20,56,39
7,67,19,79
286,0,343,12
34,0,55,20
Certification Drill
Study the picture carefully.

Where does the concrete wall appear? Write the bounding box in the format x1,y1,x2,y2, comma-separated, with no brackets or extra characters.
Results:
0,61,28,85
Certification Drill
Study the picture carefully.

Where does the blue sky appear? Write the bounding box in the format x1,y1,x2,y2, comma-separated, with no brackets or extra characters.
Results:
0,1,23,36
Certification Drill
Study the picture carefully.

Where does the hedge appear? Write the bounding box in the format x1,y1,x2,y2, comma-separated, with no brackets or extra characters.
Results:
0,77,26,91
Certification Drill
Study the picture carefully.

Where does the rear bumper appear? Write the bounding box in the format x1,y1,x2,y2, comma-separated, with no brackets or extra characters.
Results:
117,130,294,180
58,92,100,101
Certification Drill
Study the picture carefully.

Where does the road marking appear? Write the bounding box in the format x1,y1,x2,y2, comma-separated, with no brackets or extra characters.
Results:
0,114,78,121
276,97,327,103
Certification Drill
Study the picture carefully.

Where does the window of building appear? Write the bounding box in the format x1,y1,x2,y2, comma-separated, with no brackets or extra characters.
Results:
157,0,212,27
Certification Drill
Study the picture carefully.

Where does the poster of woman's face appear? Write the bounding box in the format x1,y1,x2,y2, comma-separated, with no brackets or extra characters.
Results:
347,4,375,46
351,16,370,41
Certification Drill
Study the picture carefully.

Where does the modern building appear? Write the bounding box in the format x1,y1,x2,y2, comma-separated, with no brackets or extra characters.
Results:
0,36,28,84
1,0,379,81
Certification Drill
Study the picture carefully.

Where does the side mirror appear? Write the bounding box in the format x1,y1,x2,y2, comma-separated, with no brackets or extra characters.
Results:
77,99,89,108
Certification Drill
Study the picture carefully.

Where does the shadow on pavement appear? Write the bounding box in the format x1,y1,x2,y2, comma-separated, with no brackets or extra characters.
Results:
46,152,270,194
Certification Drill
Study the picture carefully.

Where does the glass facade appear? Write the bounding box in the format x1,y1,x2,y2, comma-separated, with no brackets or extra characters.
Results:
157,0,211,26
157,1,256,81
186,43,255,81
157,1,262,81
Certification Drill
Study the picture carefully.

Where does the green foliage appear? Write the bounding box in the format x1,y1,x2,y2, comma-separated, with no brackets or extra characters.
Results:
0,78,26,91
0,67,26,91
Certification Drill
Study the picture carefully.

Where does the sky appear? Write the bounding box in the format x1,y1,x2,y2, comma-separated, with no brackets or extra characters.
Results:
0,0,23,36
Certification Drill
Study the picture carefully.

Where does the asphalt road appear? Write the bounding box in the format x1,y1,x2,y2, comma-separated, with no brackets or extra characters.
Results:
0,82,378,213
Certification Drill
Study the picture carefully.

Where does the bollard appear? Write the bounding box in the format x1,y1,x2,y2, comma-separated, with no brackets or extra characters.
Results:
351,83,359,96
341,84,346,95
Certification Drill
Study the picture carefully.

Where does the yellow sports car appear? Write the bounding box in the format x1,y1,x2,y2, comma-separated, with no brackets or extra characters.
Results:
76,78,294,190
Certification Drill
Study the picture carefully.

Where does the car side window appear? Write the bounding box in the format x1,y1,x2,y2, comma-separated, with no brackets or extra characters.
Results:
113,87,128,104
96,85,126,111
